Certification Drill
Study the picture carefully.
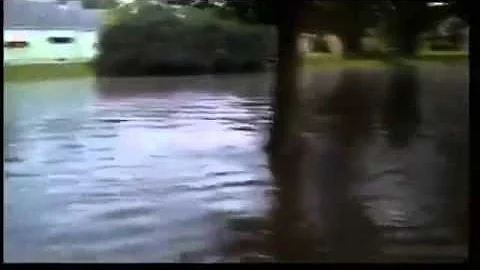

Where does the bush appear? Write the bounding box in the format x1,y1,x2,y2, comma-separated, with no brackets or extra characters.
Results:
96,4,277,76
313,36,330,53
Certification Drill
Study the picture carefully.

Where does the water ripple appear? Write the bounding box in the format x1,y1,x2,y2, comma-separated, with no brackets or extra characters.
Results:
5,72,468,262
5,82,273,262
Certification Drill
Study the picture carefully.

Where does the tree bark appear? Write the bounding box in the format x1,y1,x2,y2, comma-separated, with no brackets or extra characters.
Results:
267,1,309,262
389,1,427,57
342,30,364,57
393,24,420,56
267,2,302,159
339,3,365,58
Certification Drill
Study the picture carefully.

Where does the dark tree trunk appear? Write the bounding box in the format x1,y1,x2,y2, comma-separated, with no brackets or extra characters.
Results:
267,2,302,159
342,31,363,57
267,1,309,262
390,1,427,57
339,3,365,58
394,28,420,56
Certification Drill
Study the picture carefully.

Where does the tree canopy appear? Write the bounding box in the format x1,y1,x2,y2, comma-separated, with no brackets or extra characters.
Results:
203,0,466,56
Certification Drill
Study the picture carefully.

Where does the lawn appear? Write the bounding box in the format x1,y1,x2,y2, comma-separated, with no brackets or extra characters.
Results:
4,63,94,82
304,50,469,70
4,51,468,82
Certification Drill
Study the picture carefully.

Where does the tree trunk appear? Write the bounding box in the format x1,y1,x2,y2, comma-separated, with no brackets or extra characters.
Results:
394,29,419,56
267,1,307,262
342,31,363,57
340,4,364,58
267,2,302,159
390,1,426,57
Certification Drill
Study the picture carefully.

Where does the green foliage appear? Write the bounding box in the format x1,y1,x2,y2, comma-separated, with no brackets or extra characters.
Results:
312,36,329,53
82,0,118,9
375,1,457,55
5,63,93,82
97,3,276,76
220,0,462,56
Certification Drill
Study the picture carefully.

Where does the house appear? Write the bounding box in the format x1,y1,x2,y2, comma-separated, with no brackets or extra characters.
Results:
4,0,104,65
298,33,317,55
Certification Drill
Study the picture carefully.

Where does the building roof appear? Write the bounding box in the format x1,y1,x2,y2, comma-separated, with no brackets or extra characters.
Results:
4,0,104,30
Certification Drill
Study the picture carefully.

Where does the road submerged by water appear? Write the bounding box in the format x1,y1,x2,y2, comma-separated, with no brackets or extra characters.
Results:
5,69,468,262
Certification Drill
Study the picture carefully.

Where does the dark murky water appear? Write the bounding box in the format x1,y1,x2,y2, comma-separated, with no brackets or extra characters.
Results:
4,68,468,262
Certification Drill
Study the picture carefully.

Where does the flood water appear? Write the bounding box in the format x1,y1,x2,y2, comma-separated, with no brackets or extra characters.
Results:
4,68,469,262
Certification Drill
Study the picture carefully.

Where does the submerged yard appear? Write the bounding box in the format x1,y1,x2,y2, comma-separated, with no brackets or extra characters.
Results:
4,61,468,262
3,0,469,262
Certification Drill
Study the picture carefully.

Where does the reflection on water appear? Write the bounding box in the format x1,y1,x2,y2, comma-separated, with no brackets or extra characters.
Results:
5,75,273,262
382,65,421,148
4,69,468,262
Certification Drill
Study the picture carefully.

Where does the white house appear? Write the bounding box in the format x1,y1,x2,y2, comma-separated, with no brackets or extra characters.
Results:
3,0,104,65
298,33,317,55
